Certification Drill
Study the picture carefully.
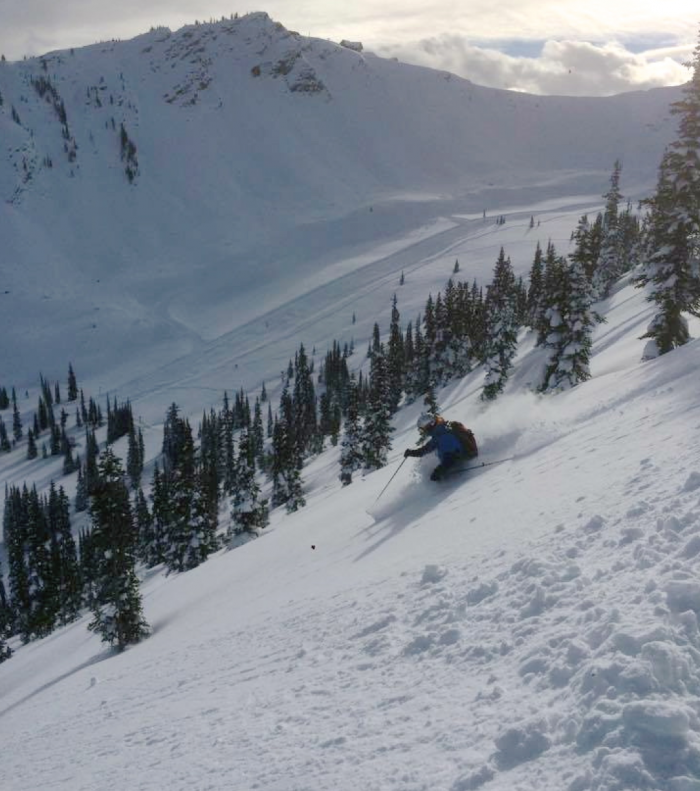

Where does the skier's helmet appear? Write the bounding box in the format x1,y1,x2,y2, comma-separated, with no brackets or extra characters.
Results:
417,412,435,432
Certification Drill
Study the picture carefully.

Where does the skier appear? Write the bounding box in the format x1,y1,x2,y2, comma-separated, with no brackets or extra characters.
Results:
403,413,476,481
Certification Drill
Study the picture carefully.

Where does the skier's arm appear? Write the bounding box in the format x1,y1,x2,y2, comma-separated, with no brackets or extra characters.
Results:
404,438,435,458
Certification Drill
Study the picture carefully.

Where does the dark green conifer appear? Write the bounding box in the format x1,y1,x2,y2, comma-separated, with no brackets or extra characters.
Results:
87,449,149,650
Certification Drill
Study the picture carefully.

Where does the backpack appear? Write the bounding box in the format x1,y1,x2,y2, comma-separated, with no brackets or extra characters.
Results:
448,421,479,459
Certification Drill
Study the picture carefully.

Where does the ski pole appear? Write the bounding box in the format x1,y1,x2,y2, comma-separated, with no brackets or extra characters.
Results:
372,457,407,505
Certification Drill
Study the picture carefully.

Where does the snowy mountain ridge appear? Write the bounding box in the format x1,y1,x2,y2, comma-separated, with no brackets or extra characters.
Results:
0,11,681,398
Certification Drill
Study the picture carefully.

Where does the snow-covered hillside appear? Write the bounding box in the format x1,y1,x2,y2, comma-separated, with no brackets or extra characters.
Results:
1,273,700,791
2,13,699,791
0,12,680,397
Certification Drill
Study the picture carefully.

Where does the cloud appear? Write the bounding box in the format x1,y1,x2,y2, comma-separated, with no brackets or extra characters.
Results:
374,36,691,96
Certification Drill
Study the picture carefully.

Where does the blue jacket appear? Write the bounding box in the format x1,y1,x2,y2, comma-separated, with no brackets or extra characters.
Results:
417,422,464,463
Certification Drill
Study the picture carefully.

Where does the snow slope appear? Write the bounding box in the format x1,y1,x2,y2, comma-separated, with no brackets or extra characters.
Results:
1,275,700,791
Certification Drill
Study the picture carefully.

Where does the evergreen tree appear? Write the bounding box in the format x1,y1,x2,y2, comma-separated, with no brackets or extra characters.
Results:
423,380,440,417
133,487,155,566
3,484,59,640
386,294,405,413
4,486,32,641
270,381,305,512
292,344,317,456
163,419,198,573
442,278,473,380
635,37,700,358
0,561,12,662
405,316,429,402
536,243,566,346
0,416,10,452
251,398,265,461
84,428,100,495
126,424,144,489
339,375,363,486
26,428,38,459
46,483,81,625
87,449,149,650
75,461,89,512
230,429,269,535
593,159,625,297
526,242,545,329
221,392,236,494
361,343,392,470
12,400,22,442
481,248,520,401
62,438,77,475
38,395,49,431
147,464,169,567
571,213,604,283
187,466,220,568
67,363,79,401
540,258,596,391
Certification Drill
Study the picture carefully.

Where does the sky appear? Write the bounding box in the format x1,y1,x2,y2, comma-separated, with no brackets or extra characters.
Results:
0,0,697,95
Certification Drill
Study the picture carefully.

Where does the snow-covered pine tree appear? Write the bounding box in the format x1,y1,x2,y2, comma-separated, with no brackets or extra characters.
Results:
133,487,155,567
251,398,265,461
592,160,625,298
339,374,363,486
4,486,32,642
0,416,10,452
444,279,473,379
187,465,220,566
163,419,199,573
24,484,58,638
146,464,169,567
12,399,22,442
292,343,317,456
540,257,595,392
196,409,221,545
26,428,37,459
67,363,78,402
270,382,306,512
229,428,269,536
430,292,451,386
481,248,520,401
126,423,144,489
635,34,700,357
404,316,429,403
46,483,81,625
387,294,405,414
526,242,545,330
87,449,149,650
469,280,488,363
221,392,236,495
361,343,392,470
0,563,12,662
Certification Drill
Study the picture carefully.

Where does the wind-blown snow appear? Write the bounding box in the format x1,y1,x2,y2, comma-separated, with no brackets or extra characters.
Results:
1,13,699,791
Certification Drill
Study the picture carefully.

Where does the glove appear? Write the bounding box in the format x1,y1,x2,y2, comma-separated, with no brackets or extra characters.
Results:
404,448,418,458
